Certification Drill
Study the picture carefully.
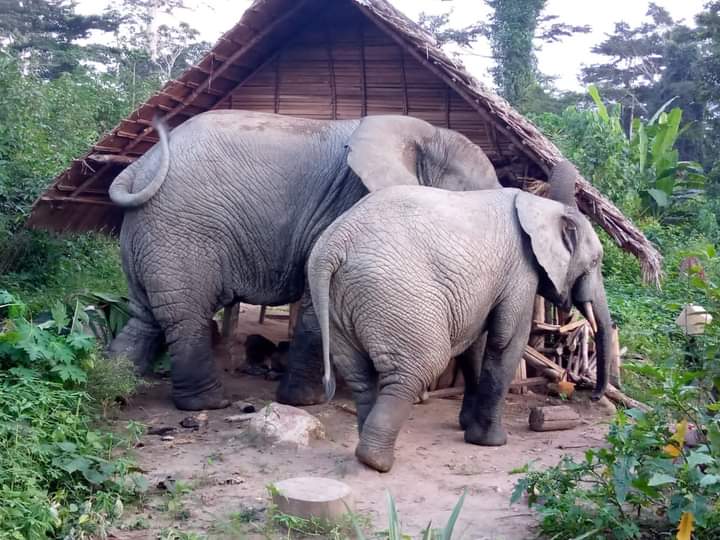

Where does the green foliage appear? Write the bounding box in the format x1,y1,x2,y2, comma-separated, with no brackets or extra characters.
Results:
535,85,713,238
348,490,466,540
512,247,720,539
1,292,95,385
533,87,638,210
631,104,707,217
512,375,720,538
0,291,144,538
0,0,120,79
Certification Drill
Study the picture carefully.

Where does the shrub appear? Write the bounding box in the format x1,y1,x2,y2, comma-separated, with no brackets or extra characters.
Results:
0,290,144,538
511,248,720,539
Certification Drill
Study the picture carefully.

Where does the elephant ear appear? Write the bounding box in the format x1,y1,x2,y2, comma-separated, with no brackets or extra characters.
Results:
515,191,578,296
347,116,435,191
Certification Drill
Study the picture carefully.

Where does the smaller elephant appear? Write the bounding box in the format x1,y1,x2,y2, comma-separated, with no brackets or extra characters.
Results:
307,164,612,472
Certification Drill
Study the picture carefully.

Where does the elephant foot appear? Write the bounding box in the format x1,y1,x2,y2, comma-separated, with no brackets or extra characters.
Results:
458,408,473,431
276,374,325,406
172,384,230,411
355,442,395,473
464,421,507,446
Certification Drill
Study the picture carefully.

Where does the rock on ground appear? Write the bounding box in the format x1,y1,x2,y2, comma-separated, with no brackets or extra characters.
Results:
248,402,325,447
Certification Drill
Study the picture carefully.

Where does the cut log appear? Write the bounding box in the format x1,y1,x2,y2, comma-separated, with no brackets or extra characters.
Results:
529,405,581,432
272,477,353,523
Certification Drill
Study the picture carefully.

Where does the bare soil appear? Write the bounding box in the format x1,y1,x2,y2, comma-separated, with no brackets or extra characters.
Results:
109,306,613,539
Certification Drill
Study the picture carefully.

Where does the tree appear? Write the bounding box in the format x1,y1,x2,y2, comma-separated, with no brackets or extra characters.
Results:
580,4,678,120
115,0,210,83
418,0,588,110
0,0,120,78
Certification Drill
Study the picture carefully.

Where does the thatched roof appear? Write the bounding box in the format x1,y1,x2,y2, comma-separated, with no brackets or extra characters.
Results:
27,0,662,284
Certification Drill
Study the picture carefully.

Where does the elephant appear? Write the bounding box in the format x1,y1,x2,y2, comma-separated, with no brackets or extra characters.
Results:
307,161,612,472
106,109,500,410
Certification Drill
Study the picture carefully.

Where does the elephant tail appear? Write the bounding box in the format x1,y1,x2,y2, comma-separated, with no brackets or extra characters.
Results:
108,117,171,207
307,247,340,402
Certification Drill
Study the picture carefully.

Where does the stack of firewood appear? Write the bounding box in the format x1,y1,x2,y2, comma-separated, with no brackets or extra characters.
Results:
421,296,646,411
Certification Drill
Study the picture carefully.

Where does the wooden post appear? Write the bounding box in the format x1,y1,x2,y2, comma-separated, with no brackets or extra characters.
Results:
258,305,267,324
222,304,239,339
529,296,545,349
288,301,301,339
509,356,528,394
610,323,622,388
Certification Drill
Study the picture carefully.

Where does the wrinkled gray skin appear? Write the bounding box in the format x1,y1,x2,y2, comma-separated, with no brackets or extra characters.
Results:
107,110,499,410
308,163,612,472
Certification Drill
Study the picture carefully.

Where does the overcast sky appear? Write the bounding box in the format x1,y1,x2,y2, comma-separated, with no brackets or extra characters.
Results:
77,0,707,91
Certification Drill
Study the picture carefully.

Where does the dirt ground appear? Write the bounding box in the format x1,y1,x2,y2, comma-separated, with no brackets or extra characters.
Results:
110,305,613,539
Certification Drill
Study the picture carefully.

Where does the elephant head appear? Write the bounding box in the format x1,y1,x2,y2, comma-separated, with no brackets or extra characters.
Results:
346,115,500,192
515,161,611,400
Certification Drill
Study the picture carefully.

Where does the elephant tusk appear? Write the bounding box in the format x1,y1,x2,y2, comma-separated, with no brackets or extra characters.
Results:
583,302,598,334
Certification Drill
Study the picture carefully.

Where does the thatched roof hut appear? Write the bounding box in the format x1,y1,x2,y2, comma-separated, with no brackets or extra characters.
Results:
27,0,661,283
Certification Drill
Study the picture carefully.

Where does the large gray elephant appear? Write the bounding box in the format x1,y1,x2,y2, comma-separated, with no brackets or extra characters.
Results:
308,161,612,472
107,110,500,410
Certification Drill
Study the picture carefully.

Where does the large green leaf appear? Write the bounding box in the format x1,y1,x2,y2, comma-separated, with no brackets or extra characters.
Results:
648,472,676,486
646,188,669,208
651,108,682,167
655,176,676,196
588,85,609,123
442,490,466,539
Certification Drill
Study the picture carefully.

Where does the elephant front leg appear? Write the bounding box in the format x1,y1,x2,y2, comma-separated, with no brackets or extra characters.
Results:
167,322,230,411
465,312,532,446
277,293,326,406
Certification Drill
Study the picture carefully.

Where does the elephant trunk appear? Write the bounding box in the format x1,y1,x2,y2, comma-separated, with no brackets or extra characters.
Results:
547,159,578,208
575,274,612,400
109,117,171,208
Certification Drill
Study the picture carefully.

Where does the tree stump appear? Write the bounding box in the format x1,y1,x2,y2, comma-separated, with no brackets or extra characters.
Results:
529,405,580,432
272,477,353,523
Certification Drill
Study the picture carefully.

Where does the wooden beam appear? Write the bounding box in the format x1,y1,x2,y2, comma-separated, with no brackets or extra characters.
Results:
39,195,116,206
87,154,137,165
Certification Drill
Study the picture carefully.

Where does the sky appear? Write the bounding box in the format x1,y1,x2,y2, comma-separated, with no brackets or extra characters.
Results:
76,0,708,91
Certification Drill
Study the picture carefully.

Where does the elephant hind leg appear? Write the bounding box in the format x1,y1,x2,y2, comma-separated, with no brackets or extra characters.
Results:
168,325,229,411
277,291,326,406
330,334,378,433
149,284,229,411
457,333,487,431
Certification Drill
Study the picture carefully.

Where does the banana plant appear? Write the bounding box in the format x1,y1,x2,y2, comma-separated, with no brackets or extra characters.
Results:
630,100,706,216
